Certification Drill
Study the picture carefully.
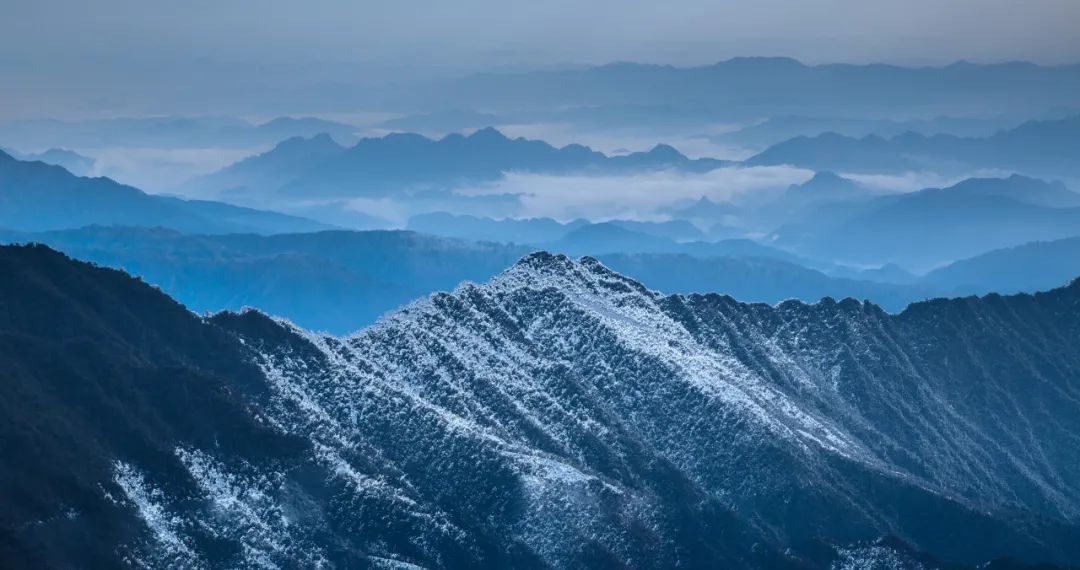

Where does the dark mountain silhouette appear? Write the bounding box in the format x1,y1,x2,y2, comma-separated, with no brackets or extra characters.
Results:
0,244,308,568
195,128,732,199
0,150,328,234
771,175,1080,270
3,245,1080,567
746,115,1080,179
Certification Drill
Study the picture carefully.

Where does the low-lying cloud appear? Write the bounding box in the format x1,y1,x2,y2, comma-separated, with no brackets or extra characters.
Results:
456,165,812,221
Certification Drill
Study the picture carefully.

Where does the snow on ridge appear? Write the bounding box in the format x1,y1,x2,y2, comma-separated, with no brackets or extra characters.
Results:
112,461,203,568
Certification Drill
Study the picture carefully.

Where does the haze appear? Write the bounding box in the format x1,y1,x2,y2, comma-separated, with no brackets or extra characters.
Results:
3,0,1080,119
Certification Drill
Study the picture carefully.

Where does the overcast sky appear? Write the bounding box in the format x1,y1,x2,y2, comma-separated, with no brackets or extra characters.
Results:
5,0,1080,66
2,0,1079,119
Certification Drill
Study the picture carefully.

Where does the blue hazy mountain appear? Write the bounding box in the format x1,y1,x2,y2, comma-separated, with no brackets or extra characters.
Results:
711,114,1022,151
772,175,1080,270
183,133,347,197
750,171,882,226
195,128,732,199
552,222,819,265
4,244,1080,568
0,146,96,176
405,58,1080,122
924,236,1080,295
0,227,527,333
596,252,934,311
782,170,867,201
0,225,951,333
278,128,731,198
746,115,1080,178
0,150,328,234
407,213,589,243
407,213,705,243
0,115,360,150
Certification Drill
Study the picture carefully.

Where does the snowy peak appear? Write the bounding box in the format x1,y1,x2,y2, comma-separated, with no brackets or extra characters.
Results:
6,244,1080,568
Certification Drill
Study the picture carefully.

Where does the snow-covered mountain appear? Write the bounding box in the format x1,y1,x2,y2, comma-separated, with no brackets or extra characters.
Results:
4,245,1080,568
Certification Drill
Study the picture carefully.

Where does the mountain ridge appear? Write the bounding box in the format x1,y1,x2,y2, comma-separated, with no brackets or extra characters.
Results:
191,128,732,200
0,149,329,234
4,244,1080,567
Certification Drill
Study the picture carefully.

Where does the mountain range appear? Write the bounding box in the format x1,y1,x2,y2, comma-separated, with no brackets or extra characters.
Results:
0,116,360,150
923,236,1080,296
709,114,1023,152
747,115,1080,179
186,127,732,200
771,175,1080,270
0,150,328,234
0,147,96,176
407,213,707,244
7,219,1080,336
393,58,1080,123
4,244,1080,568
0,226,911,334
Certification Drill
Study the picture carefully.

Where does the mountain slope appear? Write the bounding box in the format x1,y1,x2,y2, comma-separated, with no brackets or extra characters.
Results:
4,246,1080,567
0,245,309,567
0,150,329,234
597,252,934,311
924,236,1080,295
771,176,1080,270
182,133,347,198
0,227,528,333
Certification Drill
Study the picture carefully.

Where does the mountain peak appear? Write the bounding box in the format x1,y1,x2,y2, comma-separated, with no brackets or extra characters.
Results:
646,143,684,160
274,132,342,152
513,250,575,272
467,126,510,142
787,170,862,195
499,250,653,299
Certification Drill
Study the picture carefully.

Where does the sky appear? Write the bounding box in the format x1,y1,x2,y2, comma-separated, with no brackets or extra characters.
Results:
3,0,1080,120
5,0,1080,68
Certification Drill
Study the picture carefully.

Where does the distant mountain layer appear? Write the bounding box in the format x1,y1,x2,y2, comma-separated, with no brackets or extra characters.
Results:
747,115,1080,178
3,245,1080,568
1,226,945,334
189,127,732,199
0,146,96,176
711,114,1022,151
771,175,1080,270
0,227,527,333
0,116,360,149
397,58,1080,121
596,252,935,311
406,213,706,243
0,150,328,234
924,236,1080,295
